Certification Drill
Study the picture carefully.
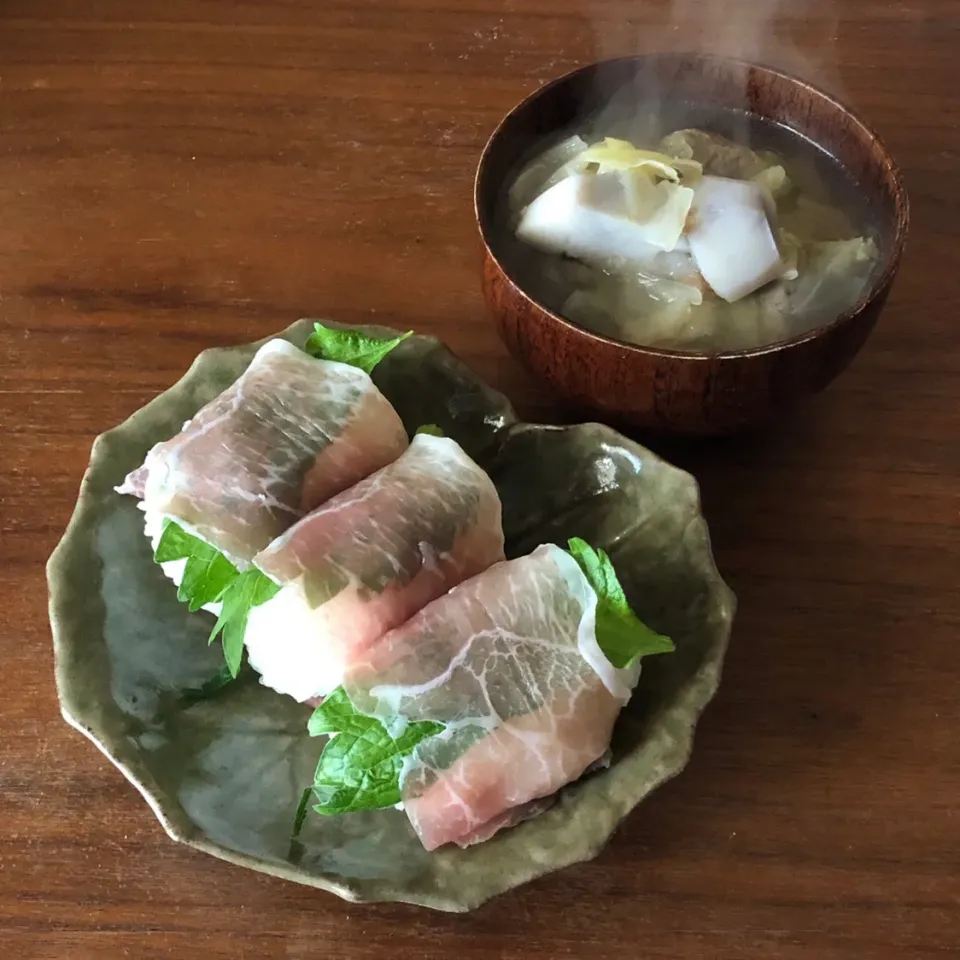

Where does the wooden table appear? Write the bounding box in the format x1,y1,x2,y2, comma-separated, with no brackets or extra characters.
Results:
3,1,957,957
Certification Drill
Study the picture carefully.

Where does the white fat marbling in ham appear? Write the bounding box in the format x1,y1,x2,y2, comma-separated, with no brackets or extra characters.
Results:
117,339,408,565
242,434,505,703
343,544,640,851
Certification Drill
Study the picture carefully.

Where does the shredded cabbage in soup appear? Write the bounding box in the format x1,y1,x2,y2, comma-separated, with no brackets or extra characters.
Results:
507,126,879,353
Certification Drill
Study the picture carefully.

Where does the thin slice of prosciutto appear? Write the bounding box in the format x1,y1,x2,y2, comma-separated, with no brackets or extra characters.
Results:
118,339,408,565
343,544,640,851
242,433,505,702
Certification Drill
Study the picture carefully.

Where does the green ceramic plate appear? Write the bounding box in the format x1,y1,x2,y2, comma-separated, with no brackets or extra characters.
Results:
48,319,735,912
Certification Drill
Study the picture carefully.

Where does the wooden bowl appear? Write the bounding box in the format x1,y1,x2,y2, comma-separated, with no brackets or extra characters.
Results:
475,54,909,436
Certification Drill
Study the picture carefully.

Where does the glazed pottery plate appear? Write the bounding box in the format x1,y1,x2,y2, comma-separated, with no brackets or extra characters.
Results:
48,319,735,912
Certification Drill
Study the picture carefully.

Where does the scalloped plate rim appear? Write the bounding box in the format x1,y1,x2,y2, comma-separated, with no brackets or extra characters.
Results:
47,319,735,912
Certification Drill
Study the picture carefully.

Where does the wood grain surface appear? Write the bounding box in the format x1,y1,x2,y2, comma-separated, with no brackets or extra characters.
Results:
2,1,958,957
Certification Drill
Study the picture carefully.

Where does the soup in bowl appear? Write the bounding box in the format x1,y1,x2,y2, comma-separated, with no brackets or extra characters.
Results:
476,54,908,435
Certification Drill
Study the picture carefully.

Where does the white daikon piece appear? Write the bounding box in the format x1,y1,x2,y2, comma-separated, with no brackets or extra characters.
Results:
516,170,695,267
686,175,786,302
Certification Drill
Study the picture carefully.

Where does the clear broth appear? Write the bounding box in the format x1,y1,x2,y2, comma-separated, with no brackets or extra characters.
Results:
493,102,883,354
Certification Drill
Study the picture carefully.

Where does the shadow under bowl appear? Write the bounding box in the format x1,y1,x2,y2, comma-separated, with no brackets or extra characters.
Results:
475,53,909,436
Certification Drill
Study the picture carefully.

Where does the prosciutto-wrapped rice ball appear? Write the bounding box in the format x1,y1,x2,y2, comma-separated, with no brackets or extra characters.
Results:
343,543,671,850
243,433,505,702
118,339,408,566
